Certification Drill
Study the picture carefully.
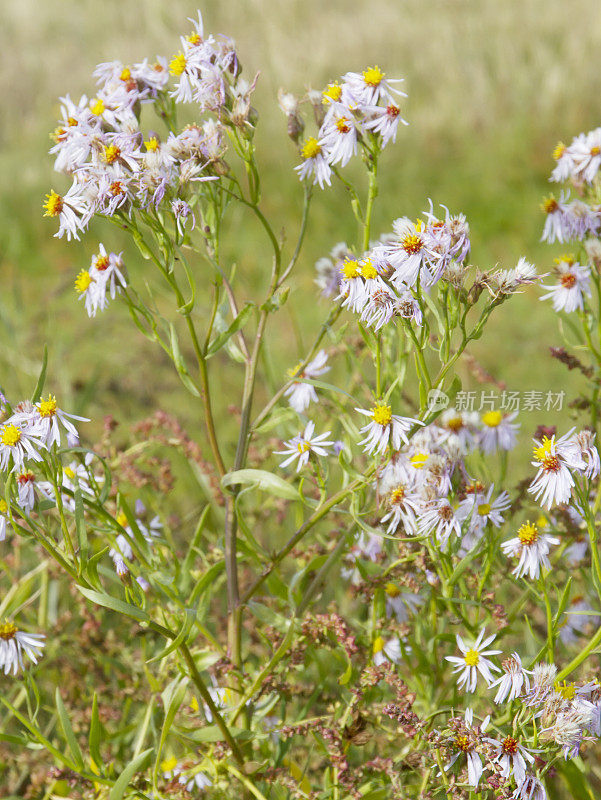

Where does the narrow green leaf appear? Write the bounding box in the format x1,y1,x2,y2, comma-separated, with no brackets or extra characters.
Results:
169,324,200,397
153,678,189,787
206,303,254,357
31,345,48,403
89,692,102,771
77,586,150,624
55,689,85,769
221,469,299,501
109,747,154,800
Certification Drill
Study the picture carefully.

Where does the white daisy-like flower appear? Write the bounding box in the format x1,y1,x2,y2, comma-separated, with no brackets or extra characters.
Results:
342,66,406,108
490,652,531,704
378,464,421,535
445,628,501,693
540,257,591,313
294,137,332,189
42,182,93,241
0,420,46,471
457,484,511,537
13,395,88,449
565,428,600,479
384,582,423,622
524,663,557,707
363,100,408,145
512,775,547,800
356,402,422,456
284,350,330,413
487,735,535,787
275,421,334,472
372,635,402,665
0,621,45,675
319,103,358,168
478,410,519,453
528,430,582,508
444,708,489,789
501,521,559,580
417,498,463,548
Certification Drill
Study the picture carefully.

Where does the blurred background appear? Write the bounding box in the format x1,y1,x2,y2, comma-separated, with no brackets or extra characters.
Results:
1,0,600,473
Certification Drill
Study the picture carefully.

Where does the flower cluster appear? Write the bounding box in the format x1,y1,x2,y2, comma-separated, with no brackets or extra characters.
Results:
287,66,407,189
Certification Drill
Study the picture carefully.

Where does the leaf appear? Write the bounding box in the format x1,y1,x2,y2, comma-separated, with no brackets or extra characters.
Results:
77,586,150,624
206,303,254,357
153,677,189,787
55,689,85,769
169,324,200,397
30,345,48,403
109,748,154,800
221,469,299,501
74,489,88,575
89,693,103,771
0,697,77,771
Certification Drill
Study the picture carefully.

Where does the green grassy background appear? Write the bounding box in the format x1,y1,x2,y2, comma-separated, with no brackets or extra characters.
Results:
1,0,600,471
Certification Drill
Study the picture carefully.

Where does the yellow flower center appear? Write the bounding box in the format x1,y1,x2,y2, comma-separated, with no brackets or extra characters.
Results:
446,416,464,432
64,466,76,479
0,621,17,641
360,259,378,279
371,404,392,426
161,755,178,773
477,503,491,516
390,486,405,505
1,425,21,447
464,648,480,666
555,681,576,700
90,98,105,115
0,499,7,514
169,52,187,76
145,137,159,152
401,233,423,254
322,82,342,104
363,66,385,87
95,255,110,271
340,258,360,280
541,196,558,214
104,144,121,164
502,736,518,755
43,190,63,217
591,146,601,156
301,137,321,160
552,142,566,161
385,582,401,598
75,270,93,294
455,734,471,752
116,512,128,528
410,452,428,469
335,116,351,134
286,361,303,379
297,441,311,454
482,410,502,428
372,635,385,654
38,395,57,418
119,67,132,82
536,515,548,529
518,521,539,546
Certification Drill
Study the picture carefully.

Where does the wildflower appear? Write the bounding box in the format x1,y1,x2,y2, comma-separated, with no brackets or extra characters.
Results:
378,462,421,534
384,582,423,622
528,430,581,508
0,420,46,471
565,428,600,479
314,242,351,297
343,67,406,107
479,410,519,453
13,395,88,449
275,421,334,472
457,484,511,537
501,521,559,580
445,628,501,693
372,635,402,665
490,652,531,703
356,403,422,456
172,198,195,235
525,663,557,707
363,101,408,145
512,775,547,800
444,708,489,788
294,137,332,189
417,498,462,548
0,621,45,675
42,182,93,240
540,257,591,313
283,350,330,413
16,470,37,513
487,735,535,786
